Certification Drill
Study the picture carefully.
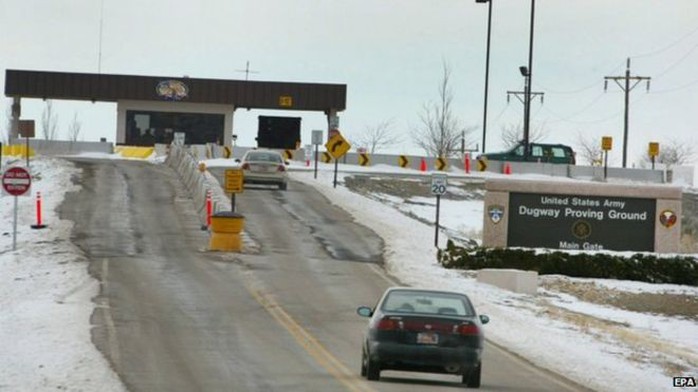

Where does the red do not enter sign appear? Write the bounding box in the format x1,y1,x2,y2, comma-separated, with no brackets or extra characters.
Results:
2,166,32,196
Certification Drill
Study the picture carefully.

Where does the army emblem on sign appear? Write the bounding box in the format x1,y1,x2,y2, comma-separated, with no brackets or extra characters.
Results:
659,210,677,228
488,205,504,224
572,220,592,240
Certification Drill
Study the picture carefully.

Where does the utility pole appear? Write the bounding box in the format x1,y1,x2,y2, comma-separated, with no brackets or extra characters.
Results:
507,75,544,144
604,57,651,168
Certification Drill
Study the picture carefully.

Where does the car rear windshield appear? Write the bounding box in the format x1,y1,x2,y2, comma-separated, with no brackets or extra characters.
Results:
246,152,283,163
382,290,475,316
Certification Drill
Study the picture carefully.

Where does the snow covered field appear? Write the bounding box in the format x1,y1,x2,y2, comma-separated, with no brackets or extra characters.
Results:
1,155,696,391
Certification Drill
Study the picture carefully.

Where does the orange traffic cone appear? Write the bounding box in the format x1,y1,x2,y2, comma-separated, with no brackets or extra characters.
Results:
420,158,427,172
503,162,512,175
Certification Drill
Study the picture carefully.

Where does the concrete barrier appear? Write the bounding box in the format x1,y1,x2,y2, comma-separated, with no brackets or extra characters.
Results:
477,269,538,295
165,145,231,227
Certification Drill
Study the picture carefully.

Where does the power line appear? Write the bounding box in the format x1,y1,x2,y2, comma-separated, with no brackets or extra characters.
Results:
542,92,606,122
542,105,622,125
604,58,651,168
631,22,698,59
652,40,698,80
534,60,626,95
652,78,698,94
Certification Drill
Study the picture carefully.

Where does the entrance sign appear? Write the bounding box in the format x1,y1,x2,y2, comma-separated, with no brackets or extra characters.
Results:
507,192,655,251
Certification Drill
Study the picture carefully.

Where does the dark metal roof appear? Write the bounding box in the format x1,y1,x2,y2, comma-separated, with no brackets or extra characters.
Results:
4,69,346,112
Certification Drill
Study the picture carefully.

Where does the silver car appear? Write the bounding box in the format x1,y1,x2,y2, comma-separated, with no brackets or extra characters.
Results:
238,149,289,190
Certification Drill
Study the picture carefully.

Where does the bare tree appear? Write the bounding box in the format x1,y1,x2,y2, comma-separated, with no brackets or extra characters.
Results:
68,112,82,142
411,62,475,158
637,139,695,169
350,119,401,154
575,132,604,166
41,100,58,140
500,122,548,149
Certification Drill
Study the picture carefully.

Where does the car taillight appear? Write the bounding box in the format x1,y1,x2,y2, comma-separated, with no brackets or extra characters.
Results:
456,323,480,335
241,163,250,170
277,165,286,172
376,317,399,331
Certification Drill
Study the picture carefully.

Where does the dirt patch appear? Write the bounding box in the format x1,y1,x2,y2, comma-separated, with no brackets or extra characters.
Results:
541,278,698,321
537,302,697,374
343,175,485,201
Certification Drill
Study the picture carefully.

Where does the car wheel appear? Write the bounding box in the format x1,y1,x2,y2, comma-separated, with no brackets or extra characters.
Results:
366,355,380,381
360,348,367,377
462,362,481,388
279,182,287,191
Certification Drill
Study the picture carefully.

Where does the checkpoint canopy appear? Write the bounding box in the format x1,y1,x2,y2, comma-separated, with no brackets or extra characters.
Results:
4,69,347,147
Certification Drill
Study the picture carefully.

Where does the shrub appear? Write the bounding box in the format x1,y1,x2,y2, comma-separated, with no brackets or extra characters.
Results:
438,240,698,286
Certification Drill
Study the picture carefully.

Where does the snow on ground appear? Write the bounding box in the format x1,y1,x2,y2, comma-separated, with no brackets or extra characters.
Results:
0,156,125,392
1,154,696,391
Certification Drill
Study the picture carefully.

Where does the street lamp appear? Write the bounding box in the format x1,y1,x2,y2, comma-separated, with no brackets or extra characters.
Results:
523,0,536,159
519,65,531,155
476,0,493,153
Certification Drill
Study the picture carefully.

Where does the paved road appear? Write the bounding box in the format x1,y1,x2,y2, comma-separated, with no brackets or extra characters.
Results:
58,158,592,392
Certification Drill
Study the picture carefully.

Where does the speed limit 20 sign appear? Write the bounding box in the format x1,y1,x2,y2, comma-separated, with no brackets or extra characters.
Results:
431,174,448,195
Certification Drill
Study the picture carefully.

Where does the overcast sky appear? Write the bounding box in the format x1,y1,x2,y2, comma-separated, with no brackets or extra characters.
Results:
1,0,697,166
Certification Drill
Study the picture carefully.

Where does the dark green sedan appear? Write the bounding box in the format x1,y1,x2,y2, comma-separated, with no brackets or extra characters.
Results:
357,287,490,388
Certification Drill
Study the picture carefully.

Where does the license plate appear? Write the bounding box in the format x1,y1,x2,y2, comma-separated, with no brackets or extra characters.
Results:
417,332,438,345
252,164,270,172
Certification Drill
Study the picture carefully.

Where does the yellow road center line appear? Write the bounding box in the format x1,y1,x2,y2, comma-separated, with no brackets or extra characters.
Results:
246,279,375,392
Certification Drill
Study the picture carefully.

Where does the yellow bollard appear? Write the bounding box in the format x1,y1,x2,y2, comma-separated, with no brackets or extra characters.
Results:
209,212,245,251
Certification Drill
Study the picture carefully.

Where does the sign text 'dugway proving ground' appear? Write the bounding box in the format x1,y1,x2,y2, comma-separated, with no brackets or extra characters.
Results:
482,179,682,253
508,193,655,251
